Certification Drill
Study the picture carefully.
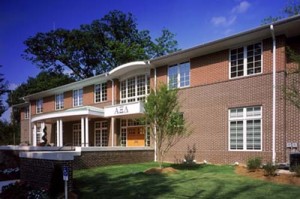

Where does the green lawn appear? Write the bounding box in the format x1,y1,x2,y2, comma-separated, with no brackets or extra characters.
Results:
74,162,300,199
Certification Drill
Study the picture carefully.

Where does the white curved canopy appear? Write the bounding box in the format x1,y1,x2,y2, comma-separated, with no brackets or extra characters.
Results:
109,61,149,78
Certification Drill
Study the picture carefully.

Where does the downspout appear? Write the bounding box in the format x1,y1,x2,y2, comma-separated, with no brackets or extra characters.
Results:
270,24,276,164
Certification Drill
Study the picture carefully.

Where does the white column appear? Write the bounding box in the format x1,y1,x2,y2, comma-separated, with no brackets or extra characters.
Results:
41,122,45,140
33,124,37,146
85,117,89,147
56,120,60,147
111,118,115,147
59,120,63,147
81,117,85,147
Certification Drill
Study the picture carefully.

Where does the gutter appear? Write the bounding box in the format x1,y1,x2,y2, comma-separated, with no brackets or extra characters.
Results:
270,24,276,164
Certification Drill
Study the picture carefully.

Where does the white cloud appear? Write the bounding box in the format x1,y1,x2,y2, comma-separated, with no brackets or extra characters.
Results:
211,16,236,27
8,83,19,91
231,1,250,14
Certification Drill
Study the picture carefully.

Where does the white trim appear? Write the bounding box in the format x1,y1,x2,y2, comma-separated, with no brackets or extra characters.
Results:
228,106,262,151
33,125,37,146
109,61,149,78
59,120,63,147
85,117,89,147
229,42,263,79
31,106,104,122
270,25,277,164
55,93,64,110
73,88,83,107
81,117,85,147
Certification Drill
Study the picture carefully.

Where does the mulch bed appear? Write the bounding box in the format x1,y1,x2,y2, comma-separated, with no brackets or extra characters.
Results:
235,165,300,186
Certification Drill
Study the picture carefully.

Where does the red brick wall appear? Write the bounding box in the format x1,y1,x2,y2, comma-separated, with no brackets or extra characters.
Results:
164,72,289,164
20,158,73,191
43,95,55,112
73,149,154,169
64,90,73,109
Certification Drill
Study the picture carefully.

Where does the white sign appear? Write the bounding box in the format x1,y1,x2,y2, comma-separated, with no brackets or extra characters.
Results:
104,101,144,117
115,106,128,114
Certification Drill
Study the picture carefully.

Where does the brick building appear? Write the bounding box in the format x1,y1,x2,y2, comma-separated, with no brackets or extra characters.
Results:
16,16,300,164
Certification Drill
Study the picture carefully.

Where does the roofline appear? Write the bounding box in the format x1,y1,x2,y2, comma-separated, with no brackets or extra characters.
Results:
150,14,300,64
23,73,107,101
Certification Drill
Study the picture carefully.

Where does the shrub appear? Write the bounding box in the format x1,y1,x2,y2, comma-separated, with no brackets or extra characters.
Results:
247,157,262,172
263,162,277,176
291,164,300,177
0,181,48,199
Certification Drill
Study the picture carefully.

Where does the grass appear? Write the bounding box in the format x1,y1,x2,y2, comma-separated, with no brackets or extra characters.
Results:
74,162,300,199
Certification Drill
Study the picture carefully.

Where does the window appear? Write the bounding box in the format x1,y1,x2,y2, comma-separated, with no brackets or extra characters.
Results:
229,106,262,151
36,99,43,114
73,89,83,107
94,121,108,146
168,62,190,89
95,83,107,103
230,43,262,78
120,74,150,104
55,93,64,110
24,106,29,119
73,123,81,146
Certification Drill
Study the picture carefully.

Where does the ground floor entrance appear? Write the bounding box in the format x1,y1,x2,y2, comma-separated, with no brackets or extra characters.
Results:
127,127,145,147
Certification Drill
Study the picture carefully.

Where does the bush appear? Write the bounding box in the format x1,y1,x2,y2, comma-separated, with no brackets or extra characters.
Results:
263,162,277,176
0,181,48,199
247,157,262,172
291,164,300,177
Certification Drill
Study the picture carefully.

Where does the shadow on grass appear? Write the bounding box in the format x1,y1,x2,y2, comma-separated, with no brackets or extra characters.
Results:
74,163,300,199
75,170,172,199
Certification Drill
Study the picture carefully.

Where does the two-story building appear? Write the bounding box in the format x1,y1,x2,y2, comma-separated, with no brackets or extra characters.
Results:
17,15,300,164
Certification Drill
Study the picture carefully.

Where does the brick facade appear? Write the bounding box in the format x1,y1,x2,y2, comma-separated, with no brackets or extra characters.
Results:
17,18,300,166
73,149,154,169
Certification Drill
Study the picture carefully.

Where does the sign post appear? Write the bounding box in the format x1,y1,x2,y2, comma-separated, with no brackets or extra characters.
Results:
63,166,68,199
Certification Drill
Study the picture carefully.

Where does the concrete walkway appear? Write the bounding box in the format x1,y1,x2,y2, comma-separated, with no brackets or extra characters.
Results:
0,180,19,193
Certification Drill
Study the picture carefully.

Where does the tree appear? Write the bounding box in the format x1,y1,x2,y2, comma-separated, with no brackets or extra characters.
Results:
284,48,300,109
23,10,179,80
262,0,300,24
0,65,8,117
144,84,190,168
7,71,75,123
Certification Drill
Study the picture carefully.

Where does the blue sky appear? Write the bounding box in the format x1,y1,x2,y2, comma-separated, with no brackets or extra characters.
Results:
0,0,286,120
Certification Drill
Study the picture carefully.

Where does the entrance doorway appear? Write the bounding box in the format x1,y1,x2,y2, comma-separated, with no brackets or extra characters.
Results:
127,127,145,147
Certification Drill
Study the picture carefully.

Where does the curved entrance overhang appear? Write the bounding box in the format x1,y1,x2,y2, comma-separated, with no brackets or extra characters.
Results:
109,61,150,78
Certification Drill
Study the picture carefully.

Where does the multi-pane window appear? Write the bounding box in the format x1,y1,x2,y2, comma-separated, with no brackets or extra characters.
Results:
24,106,29,119
73,123,81,146
73,89,83,107
120,74,150,104
230,43,262,78
95,83,107,103
55,93,64,110
168,62,190,89
36,99,43,114
229,106,262,151
95,121,108,147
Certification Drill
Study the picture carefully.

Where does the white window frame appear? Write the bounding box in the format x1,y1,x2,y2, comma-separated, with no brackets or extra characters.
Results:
73,123,81,146
228,106,262,151
55,93,64,110
94,121,108,147
120,74,150,104
229,42,263,79
73,89,83,107
94,83,107,103
24,106,29,119
36,99,43,114
168,62,190,89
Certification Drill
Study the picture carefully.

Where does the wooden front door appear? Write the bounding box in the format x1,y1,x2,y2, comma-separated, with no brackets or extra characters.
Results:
127,127,145,147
